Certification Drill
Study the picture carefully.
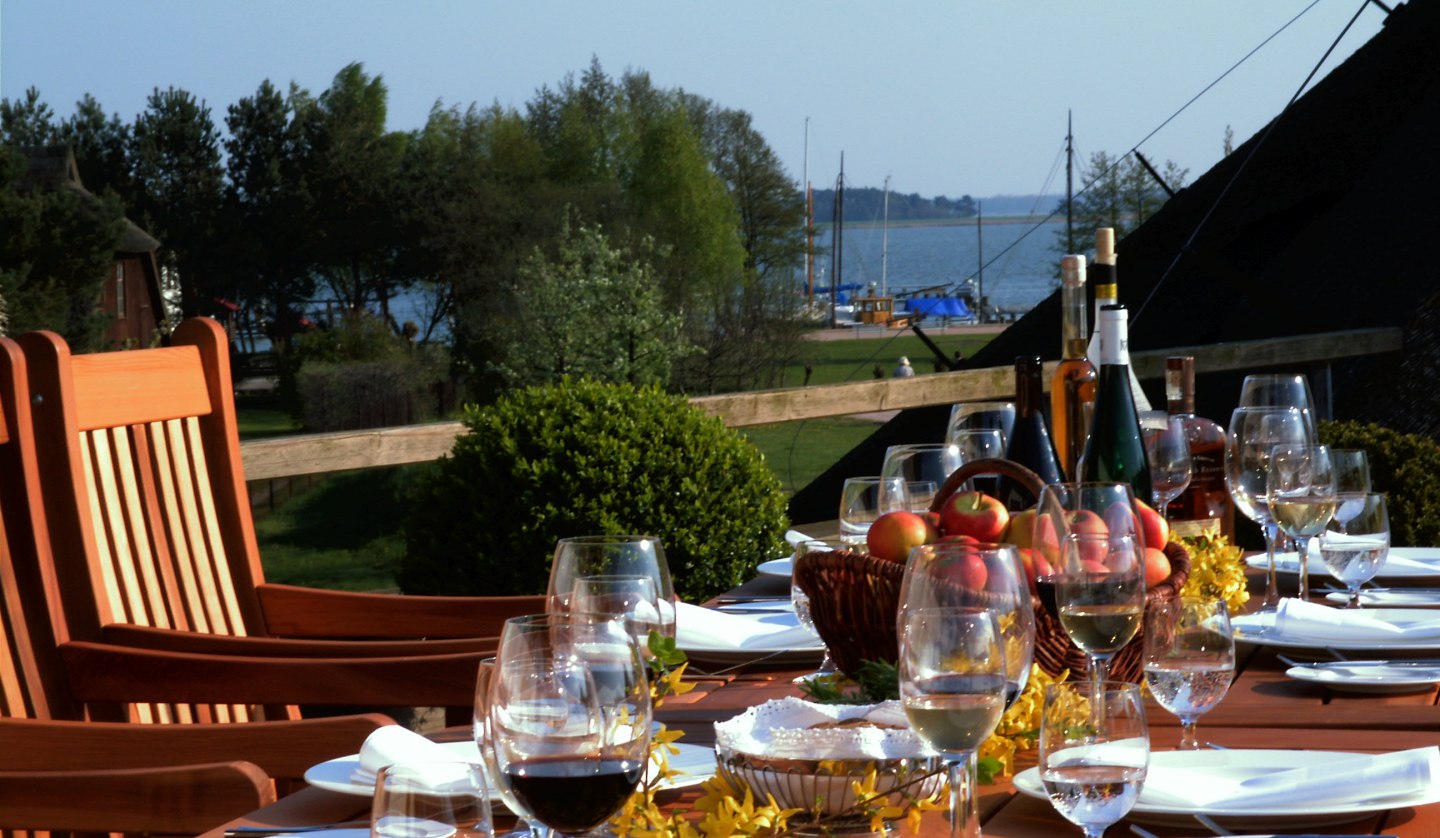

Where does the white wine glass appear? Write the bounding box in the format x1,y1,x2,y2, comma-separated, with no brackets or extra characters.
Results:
838,476,909,545
1144,415,1192,517
1039,681,1149,838
1225,406,1310,610
1319,492,1390,608
1142,596,1234,750
1033,481,1146,626
1055,532,1145,693
548,536,675,639
372,761,493,838
1267,444,1336,601
1330,448,1373,528
900,606,1008,838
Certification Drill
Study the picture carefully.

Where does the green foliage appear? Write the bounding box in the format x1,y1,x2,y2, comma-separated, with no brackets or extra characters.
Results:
399,379,789,601
1053,149,1188,257
1318,420,1440,547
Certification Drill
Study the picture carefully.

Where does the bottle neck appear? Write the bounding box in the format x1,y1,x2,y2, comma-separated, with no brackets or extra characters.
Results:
1061,283,1088,359
1097,305,1130,368
1166,358,1197,414
1016,358,1045,416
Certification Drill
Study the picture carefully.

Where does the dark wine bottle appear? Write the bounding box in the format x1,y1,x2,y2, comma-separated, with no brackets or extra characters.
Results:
1078,304,1152,502
1050,254,1097,480
1164,355,1236,539
997,356,1064,510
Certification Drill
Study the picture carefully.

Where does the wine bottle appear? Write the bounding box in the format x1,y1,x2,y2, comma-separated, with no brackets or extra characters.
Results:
1085,228,1153,412
1050,254,1097,480
1078,305,1152,503
998,356,1065,510
1163,356,1236,539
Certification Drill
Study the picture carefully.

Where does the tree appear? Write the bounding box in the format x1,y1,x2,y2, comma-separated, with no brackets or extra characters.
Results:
1055,150,1188,255
485,217,694,389
0,87,58,146
58,94,135,203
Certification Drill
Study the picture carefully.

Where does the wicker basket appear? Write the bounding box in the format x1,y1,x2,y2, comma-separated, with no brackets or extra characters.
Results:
793,457,1190,683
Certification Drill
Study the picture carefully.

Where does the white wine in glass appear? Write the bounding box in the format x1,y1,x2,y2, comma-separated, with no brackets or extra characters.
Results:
1055,533,1145,690
1267,444,1336,601
1225,406,1310,609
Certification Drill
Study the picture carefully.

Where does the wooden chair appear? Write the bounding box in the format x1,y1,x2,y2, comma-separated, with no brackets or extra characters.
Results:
9,318,539,724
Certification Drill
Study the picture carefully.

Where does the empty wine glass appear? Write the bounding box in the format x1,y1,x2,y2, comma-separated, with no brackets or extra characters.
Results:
1330,448,1373,528
1225,406,1310,610
1267,444,1336,601
1039,681,1149,838
947,401,1016,450
1144,415,1192,517
900,606,1008,838
1238,373,1318,437
373,761,493,838
946,428,1007,494
1142,597,1234,750
791,540,841,683
570,575,662,647
905,480,940,513
881,443,963,494
1055,532,1146,692
839,476,909,545
548,536,675,639
1319,492,1390,608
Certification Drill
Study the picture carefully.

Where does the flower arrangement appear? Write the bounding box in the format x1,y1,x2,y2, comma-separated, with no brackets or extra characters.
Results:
1177,531,1249,615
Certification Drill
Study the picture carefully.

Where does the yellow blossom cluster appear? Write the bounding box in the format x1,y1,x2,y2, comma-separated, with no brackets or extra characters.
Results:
977,664,1070,780
1177,532,1250,615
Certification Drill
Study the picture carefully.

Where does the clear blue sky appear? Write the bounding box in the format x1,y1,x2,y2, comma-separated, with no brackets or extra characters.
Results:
0,0,1385,199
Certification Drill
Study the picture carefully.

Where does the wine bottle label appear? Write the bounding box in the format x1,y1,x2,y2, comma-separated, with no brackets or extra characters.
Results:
1098,305,1129,366
1166,368,1182,404
1169,517,1221,540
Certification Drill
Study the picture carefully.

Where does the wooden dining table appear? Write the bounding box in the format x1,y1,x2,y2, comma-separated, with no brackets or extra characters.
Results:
201,563,1440,838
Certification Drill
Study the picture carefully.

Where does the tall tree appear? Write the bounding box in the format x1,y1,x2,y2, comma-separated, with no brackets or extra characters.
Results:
0,87,58,146
130,86,224,318
58,94,136,203
1056,150,1188,255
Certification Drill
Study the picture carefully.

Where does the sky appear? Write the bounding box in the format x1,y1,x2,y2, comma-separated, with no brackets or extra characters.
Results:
0,1,1387,200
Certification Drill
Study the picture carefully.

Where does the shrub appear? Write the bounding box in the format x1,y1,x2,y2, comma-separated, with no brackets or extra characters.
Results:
399,378,789,601
1319,420,1440,546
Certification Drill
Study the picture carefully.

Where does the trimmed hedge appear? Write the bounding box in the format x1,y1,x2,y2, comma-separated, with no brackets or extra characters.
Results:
1319,420,1440,547
399,379,789,602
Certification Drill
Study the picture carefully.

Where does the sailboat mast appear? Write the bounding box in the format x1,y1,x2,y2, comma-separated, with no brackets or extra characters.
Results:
881,174,890,296
1066,109,1075,256
804,117,812,307
976,200,984,305
831,153,845,328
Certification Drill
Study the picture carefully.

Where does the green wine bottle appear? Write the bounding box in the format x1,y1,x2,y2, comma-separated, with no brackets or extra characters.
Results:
1078,304,1152,502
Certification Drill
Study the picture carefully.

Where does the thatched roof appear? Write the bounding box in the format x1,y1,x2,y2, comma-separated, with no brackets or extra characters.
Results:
790,0,1439,524
17,146,160,253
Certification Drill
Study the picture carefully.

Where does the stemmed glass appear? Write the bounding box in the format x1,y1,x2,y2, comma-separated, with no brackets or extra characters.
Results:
548,536,676,639
1142,596,1234,750
1055,532,1146,692
945,429,1007,494
899,606,1008,838
1238,373,1318,438
947,401,1016,451
1039,682,1150,838
475,657,545,838
373,761,493,838
881,443,963,494
1225,406,1310,610
1144,416,1192,517
839,476,909,545
1032,482,1147,623
1266,444,1336,601
791,539,843,683
570,575,662,648
1319,492,1390,608
1330,448,1373,529
905,481,940,514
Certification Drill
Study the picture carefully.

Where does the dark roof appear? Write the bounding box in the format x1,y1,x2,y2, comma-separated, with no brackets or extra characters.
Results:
790,0,1440,523
18,146,160,253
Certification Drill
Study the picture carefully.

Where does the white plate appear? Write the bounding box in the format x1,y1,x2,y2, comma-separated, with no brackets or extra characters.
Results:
1014,749,1440,829
757,556,793,577
1285,661,1440,693
1325,588,1440,607
305,741,714,798
1247,547,1440,580
1233,607,1440,651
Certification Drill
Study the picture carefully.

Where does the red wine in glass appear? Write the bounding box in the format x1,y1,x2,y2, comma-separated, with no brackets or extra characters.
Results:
503,755,644,835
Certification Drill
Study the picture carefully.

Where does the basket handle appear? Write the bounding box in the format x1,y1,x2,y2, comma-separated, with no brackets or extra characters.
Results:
929,457,1047,512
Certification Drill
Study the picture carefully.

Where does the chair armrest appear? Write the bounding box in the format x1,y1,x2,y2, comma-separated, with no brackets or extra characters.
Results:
256,583,545,639
61,641,486,708
0,761,274,834
102,623,498,658
0,713,390,779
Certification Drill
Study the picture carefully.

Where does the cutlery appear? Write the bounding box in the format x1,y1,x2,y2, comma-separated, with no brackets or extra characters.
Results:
224,822,369,836
712,595,790,605
1279,654,1440,670
715,606,793,614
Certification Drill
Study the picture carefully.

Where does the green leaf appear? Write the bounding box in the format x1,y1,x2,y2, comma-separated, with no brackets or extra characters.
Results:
976,755,1004,786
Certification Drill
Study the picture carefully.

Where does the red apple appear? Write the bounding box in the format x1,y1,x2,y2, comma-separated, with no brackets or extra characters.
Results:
1143,547,1172,588
1134,499,1169,551
1068,509,1109,538
923,511,943,532
940,491,1009,542
867,510,938,563
1103,502,1140,546
1004,508,1038,549
1033,513,1063,565
1015,546,1050,595
918,541,990,592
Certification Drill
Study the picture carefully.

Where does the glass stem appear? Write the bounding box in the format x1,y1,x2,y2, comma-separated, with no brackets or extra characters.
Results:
1262,519,1281,608
946,755,981,838
1295,535,1312,601
1178,718,1200,750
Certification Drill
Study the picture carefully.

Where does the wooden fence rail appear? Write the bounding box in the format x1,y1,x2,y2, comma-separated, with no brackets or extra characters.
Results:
239,327,1402,481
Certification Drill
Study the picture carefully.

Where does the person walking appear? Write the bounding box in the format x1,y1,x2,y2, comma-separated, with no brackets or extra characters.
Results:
893,356,915,378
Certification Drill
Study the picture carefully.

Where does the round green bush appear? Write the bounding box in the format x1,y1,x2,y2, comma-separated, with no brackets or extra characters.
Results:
399,378,790,601
1319,419,1440,547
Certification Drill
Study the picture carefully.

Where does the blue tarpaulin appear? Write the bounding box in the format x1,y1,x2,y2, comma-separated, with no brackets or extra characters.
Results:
903,297,974,319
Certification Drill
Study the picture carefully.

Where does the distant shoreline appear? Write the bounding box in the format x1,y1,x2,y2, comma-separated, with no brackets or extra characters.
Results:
816,215,1058,230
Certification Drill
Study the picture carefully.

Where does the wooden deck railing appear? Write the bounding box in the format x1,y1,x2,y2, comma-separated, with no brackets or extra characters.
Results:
239,327,1403,481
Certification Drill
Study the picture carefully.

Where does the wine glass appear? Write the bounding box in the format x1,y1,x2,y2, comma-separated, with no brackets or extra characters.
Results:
475,657,544,838
570,575,662,648
881,443,963,493
1033,482,1146,620
1225,406,1310,610
905,480,940,513
548,536,676,639
373,761,493,838
1238,373,1318,438
1055,532,1145,692
490,616,651,837
1267,444,1336,601
1319,492,1390,608
1330,448,1373,528
899,606,1008,838
1039,681,1149,838
1143,415,1192,517
946,428,1007,494
791,540,842,683
839,476,909,545
1142,596,1234,750
947,401,1017,451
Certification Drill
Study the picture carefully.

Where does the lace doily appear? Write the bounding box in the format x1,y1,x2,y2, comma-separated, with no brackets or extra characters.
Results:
714,697,936,760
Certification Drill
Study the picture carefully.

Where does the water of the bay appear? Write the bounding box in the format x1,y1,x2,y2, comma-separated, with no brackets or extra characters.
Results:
810,217,1065,312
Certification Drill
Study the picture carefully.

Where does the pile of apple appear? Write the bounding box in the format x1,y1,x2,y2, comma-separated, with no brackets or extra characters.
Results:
865,490,1173,594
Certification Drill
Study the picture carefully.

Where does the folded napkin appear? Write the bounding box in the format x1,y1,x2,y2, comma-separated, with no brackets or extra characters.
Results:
676,601,820,651
349,725,457,786
1142,747,1440,809
714,697,935,760
1274,598,1440,643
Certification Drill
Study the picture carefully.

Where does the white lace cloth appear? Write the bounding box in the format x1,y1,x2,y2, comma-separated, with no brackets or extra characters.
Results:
714,697,936,760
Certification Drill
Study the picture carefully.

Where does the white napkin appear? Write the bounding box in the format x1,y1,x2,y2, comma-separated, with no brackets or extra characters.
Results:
676,601,820,651
349,725,457,785
1274,598,1440,643
714,696,935,760
1141,747,1440,809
